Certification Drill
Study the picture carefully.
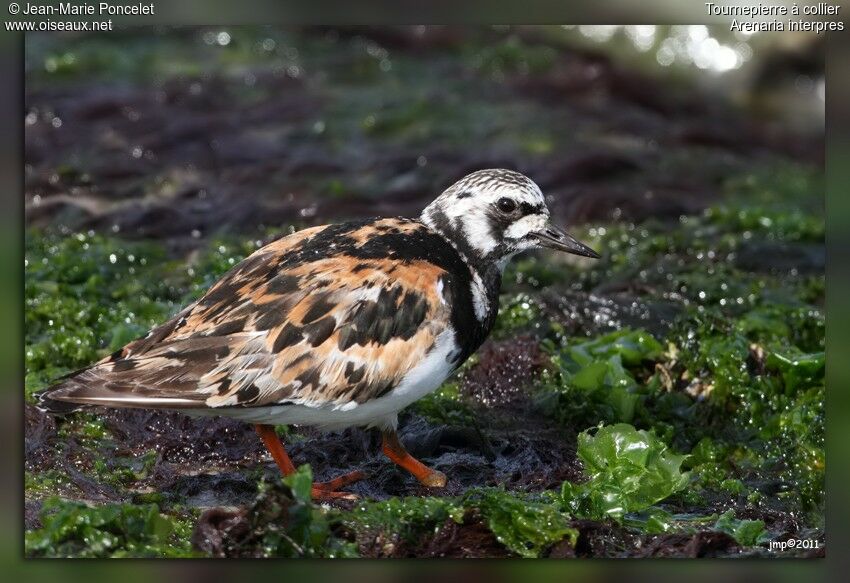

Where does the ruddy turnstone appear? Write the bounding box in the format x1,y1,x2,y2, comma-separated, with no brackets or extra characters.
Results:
38,169,599,500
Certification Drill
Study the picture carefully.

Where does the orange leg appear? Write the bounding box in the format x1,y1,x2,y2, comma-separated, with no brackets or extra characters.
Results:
254,424,365,500
382,429,447,488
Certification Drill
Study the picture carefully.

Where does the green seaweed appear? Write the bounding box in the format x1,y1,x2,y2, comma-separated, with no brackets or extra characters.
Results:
345,495,465,547
559,423,690,521
492,293,544,337
25,231,185,397
538,328,662,426
469,489,577,558
244,466,359,558
410,382,476,426
347,489,576,558
713,509,770,547
25,498,196,558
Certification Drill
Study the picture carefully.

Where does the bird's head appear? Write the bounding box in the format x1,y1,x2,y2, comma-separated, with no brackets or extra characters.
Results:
421,169,599,269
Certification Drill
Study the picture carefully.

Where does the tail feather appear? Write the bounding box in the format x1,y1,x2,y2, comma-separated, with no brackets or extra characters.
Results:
35,365,206,415
36,387,87,415
35,366,93,415
34,335,253,415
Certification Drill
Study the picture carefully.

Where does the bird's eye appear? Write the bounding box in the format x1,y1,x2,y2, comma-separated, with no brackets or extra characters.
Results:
496,198,517,214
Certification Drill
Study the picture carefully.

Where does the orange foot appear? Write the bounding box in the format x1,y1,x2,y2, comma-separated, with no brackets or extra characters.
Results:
254,424,365,501
311,469,367,501
382,429,447,488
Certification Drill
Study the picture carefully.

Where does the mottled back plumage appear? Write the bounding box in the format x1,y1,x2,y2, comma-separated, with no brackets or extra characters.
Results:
40,217,494,413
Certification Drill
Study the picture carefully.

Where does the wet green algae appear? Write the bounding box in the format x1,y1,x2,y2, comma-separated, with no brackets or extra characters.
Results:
25,166,824,557
26,497,197,558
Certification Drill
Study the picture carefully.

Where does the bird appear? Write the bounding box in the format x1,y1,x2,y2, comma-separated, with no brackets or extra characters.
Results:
37,169,600,500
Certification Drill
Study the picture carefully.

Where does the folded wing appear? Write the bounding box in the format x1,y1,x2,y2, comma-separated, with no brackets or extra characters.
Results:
40,220,453,412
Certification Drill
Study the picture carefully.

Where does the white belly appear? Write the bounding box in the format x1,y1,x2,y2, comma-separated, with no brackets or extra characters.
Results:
187,329,459,431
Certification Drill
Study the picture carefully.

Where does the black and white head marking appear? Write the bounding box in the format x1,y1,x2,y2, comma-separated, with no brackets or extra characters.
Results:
421,169,549,269
420,169,546,321
421,169,599,323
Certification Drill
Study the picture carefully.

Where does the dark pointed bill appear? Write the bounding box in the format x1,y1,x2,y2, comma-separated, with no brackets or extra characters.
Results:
532,221,600,258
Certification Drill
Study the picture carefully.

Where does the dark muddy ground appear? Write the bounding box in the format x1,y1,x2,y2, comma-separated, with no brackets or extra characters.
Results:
24,26,825,558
